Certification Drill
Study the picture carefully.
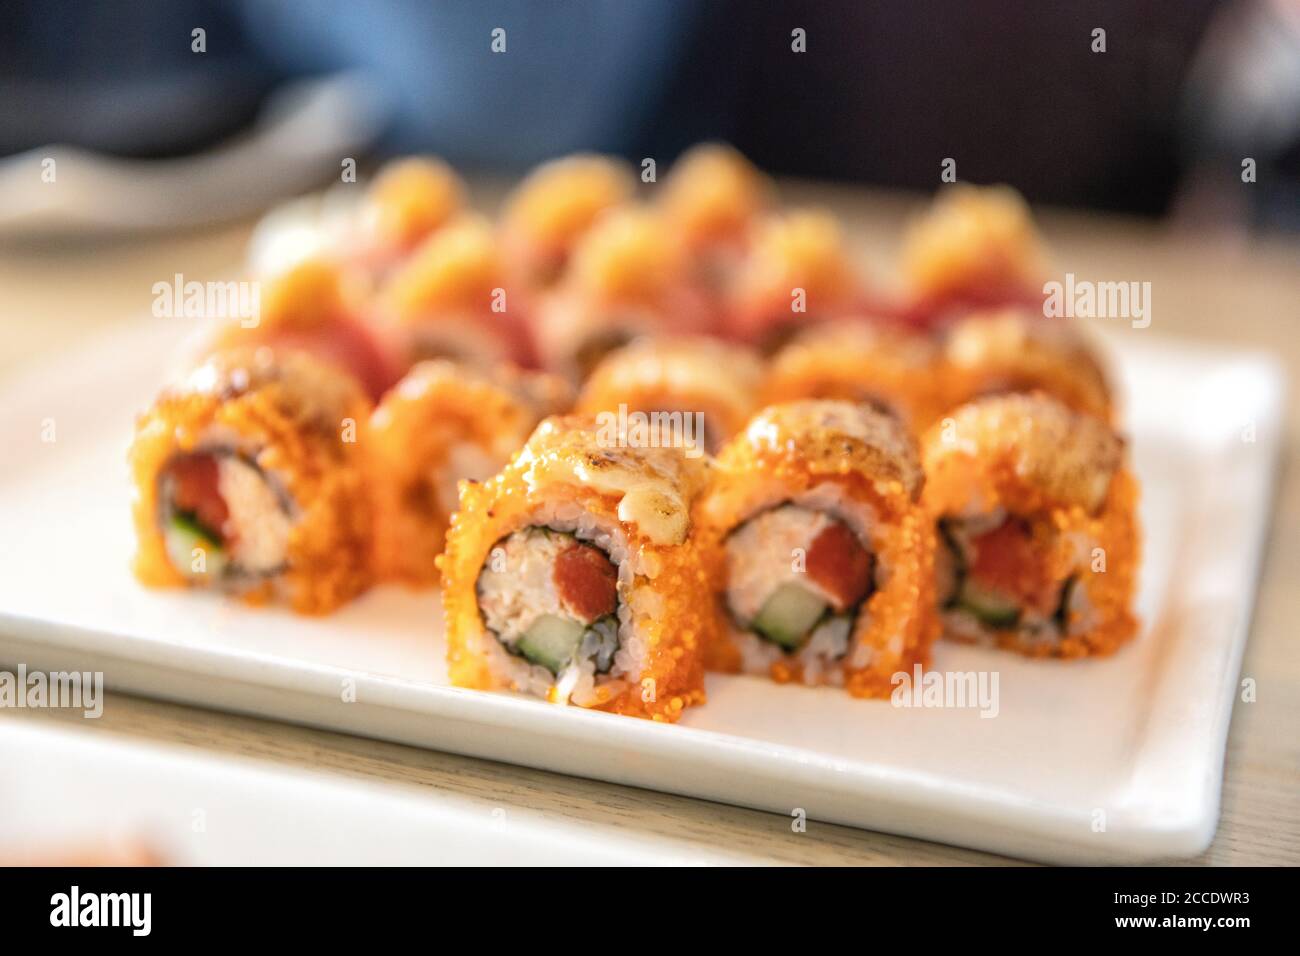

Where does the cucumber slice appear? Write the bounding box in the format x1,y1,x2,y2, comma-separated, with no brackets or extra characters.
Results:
172,510,221,544
957,580,1021,628
518,614,586,674
165,512,226,578
751,583,828,650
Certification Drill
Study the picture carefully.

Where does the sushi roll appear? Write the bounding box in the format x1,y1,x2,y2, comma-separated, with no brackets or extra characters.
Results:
379,214,534,370
763,320,944,432
575,335,764,456
658,142,771,289
900,184,1050,326
439,415,712,719
938,307,1113,423
727,209,866,351
205,258,401,402
371,360,573,585
921,392,1138,657
697,401,937,695
531,207,713,381
499,154,635,289
130,347,374,614
245,156,465,286
353,156,466,277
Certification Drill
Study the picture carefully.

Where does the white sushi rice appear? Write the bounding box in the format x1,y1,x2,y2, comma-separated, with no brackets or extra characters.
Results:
477,529,574,639
473,500,654,707
161,432,296,584
724,481,881,685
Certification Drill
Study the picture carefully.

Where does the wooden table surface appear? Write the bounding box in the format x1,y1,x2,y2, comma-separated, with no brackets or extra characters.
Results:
1,181,1296,866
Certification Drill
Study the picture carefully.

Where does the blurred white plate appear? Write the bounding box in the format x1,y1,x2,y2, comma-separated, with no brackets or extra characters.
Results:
0,720,739,865
0,72,388,240
0,321,1284,864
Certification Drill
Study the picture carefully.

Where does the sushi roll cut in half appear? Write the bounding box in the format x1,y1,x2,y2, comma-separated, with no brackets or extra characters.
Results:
530,206,713,382
938,307,1113,423
697,401,937,695
726,209,866,351
763,320,944,433
379,215,534,370
658,143,772,289
371,360,573,584
921,392,1139,657
576,335,764,456
244,156,465,288
899,184,1050,326
499,154,635,290
353,156,466,277
130,348,374,613
205,258,401,402
439,415,712,719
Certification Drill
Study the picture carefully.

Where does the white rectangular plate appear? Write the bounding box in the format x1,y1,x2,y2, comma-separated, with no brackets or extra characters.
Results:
0,321,1284,864
0,720,744,865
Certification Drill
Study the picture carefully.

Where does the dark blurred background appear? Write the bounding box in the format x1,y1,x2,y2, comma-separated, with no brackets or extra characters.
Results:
2,0,1298,230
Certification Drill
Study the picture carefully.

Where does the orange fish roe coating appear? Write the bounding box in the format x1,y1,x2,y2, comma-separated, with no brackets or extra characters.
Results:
763,320,946,433
728,209,865,345
659,142,772,251
499,154,635,287
901,184,1049,313
370,360,572,585
921,393,1139,658
251,258,360,334
696,400,937,697
129,347,374,614
438,415,711,720
576,335,764,453
532,207,714,379
927,392,1123,512
566,206,691,307
377,214,533,369
938,307,1113,423
359,156,466,258
383,215,506,323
